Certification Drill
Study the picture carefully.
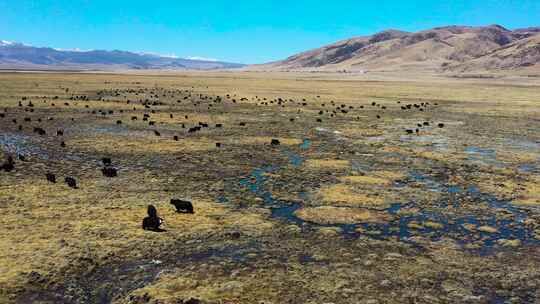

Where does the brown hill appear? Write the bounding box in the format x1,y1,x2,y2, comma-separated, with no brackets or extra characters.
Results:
252,25,540,73
446,34,540,72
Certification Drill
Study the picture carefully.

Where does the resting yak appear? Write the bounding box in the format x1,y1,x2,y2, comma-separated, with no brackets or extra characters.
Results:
142,205,164,231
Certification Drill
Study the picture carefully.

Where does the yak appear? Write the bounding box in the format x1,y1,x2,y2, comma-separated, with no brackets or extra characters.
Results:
64,177,77,189
170,199,194,214
142,205,164,231
46,172,56,183
102,166,118,178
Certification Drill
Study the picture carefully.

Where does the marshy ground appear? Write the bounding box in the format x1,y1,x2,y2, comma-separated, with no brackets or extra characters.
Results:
1,71,539,304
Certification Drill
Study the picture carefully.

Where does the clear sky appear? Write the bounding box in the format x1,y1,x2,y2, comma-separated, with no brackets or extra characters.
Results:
1,0,539,64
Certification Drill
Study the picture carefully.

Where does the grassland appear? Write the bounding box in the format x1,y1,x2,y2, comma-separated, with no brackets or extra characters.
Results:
1,71,540,303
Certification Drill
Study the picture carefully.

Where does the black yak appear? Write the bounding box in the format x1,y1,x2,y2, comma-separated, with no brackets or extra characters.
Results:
102,167,118,177
46,172,56,183
33,127,46,136
64,177,77,189
1,156,15,172
142,205,164,231
170,199,194,214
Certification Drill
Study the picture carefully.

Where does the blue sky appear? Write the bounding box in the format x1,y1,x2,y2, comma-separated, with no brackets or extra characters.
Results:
1,0,539,64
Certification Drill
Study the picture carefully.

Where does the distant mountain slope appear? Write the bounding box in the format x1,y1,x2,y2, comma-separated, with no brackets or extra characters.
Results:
0,41,245,70
446,34,540,72
252,25,540,73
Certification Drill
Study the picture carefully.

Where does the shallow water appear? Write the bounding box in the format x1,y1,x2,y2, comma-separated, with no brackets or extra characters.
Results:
19,243,257,304
0,133,50,159
399,134,449,151
465,146,505,168
234,139,539,252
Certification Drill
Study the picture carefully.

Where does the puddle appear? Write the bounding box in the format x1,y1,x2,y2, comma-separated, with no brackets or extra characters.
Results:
518,163,539,173
0,132,111,166
350,159,372,174
409,171,445,192
465,146,505,167
235,141,539,252
365,136,387,142
504,138,540,151
399,135,449,151
0,133,50,159
299,139,312,150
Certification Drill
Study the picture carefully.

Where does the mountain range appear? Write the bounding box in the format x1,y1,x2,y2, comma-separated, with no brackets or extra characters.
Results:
0,41,245,71
2,24,540,73
253,25,540,73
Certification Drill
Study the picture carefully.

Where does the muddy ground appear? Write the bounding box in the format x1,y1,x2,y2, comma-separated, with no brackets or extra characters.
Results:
1,71,540,304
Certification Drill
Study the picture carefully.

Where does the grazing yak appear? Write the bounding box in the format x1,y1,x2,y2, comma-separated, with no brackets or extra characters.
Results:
142,205,164,231
102,166,118,178
46,172,56,183
64,177,77,189
1,156,15,172
271,139,280,146
33,127,46,136
170,199,194,214
102,157,112,166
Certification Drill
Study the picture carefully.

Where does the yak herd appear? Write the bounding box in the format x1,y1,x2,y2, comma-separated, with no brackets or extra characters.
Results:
1,84,444,232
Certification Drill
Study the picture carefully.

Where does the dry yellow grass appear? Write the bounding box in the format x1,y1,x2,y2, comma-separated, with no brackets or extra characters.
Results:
371,170,406,181
295,206,391,225
316,184,387,208
1,70,540,303
304,159,350,170
339,175,391,185
513,178,540,206
233,136,303,146
337,127,384,138
70,135,218,154
0,174,273,291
